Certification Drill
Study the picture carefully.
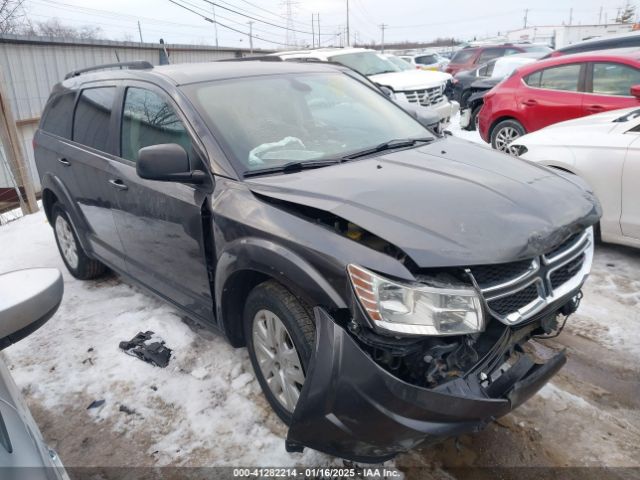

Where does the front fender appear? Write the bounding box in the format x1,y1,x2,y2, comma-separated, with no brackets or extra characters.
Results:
214,236,347,314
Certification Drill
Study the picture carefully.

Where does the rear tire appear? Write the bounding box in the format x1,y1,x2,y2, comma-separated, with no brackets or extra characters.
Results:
244,280,315,425
490,119,526,154
51,204,107,280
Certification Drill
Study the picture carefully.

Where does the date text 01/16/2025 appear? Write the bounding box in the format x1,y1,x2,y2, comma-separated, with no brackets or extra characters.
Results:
232,468,402,478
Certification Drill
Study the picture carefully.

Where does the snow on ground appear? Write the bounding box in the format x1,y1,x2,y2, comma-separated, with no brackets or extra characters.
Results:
0,118,638,472
0,212,330,467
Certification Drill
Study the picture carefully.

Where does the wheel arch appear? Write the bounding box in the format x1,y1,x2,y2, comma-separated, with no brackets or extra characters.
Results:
215,237,346,348
488,115,523,141
40,173,93,254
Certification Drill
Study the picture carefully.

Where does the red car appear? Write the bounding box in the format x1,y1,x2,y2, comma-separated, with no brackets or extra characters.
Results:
446,44,551,76
478,49,640,153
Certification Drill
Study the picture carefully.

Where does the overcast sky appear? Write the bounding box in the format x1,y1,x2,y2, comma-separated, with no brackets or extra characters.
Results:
25,0,636,49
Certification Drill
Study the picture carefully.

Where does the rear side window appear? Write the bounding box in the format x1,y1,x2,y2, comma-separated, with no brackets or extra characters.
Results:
592,62,640,96
477,48,505,65
121,87,191,162
478,61,496,77
73,87,116,152
451,49,476,64
525,64,581,91
41,93,75,139
415,55,437,65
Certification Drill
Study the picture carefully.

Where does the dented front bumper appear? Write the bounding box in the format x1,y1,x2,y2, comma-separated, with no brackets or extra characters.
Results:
286,308,566,463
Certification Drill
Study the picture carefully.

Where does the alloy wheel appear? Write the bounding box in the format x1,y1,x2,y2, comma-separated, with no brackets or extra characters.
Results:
495,126,522,155
252,309,305,413
55,215,79,269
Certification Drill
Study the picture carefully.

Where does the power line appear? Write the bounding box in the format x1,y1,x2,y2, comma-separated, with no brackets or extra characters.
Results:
198,0,331,36
168,0,302,47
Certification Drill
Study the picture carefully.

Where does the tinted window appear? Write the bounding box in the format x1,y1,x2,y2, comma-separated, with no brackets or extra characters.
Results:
451,49,476,64
416,54,437,65
592,62,640,96
41,93,75,139
121,87,191,162
477,48,505,64
478,60,496,77
73,87,115,151
525,64,581,91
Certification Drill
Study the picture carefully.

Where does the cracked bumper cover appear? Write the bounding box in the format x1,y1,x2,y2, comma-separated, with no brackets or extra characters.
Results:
286,308,566,462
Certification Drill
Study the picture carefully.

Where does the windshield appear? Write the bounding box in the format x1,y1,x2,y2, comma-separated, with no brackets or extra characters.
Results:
328,51,401,76
386,56,413,71
185,72,431,174
451,49,476,64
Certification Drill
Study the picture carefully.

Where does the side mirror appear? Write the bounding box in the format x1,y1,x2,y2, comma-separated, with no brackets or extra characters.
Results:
0,269,63,351
137,144,207,184
379,86,394,98
631,85,640,100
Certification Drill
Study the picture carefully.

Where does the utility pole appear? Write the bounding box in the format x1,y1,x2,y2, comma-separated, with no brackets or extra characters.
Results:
523,9,529,28
311,13,316,48
317,14,321,47
137,21,143,43
346,0,350,46
379,24,387,53
248,21,254,53
569,8,573,25
0,72,37,215
599,6,603,24
212,4,219,47
283,0,297,47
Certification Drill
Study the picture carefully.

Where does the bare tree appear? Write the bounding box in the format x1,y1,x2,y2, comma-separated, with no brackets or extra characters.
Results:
616,1,637,23
33,18,102,39
0,0,28,34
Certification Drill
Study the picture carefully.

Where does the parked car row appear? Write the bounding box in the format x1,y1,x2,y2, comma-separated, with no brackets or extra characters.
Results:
478,48,640,151
272,48,459,130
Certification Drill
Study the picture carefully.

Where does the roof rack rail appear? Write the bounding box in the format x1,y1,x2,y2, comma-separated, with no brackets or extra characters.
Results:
64,61,153,80
217,56,282,62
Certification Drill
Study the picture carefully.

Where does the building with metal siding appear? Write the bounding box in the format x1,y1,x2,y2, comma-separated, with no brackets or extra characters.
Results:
0,34,267,201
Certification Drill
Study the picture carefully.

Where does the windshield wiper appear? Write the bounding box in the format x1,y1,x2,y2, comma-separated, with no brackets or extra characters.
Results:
243,159,340,178
343,137,435,161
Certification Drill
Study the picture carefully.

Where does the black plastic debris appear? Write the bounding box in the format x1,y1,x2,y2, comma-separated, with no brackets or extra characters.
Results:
119,404,136,415
87,399,105,410
119,331,172,368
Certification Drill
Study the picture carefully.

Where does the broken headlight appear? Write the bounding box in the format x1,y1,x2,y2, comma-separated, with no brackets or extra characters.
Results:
348,264,484,336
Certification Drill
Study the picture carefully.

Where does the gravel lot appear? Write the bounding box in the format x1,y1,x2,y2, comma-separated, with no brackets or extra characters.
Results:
0,124,638,478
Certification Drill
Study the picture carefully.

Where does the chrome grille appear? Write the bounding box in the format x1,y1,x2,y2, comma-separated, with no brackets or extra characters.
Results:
401,85,445,106
470,228,595,325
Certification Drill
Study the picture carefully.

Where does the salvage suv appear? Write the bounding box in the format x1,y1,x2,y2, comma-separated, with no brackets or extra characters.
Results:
34,60,600,462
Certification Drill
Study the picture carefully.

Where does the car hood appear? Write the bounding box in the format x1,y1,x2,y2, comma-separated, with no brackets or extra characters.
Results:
370,70,452,90
245,137,601,269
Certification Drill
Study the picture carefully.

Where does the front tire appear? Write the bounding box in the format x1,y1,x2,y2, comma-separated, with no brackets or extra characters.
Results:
490,119,526,154
51,204,107,280
244,280,315,425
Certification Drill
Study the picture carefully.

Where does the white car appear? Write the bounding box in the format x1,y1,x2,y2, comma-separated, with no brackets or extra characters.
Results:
398,52,449,71
511,107,640,248
273,48,458,128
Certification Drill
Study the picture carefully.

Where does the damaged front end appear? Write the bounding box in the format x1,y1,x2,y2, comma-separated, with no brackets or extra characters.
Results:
285,228,594,462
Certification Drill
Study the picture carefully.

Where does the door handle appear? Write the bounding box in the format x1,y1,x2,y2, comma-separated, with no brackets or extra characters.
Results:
586,104,605,113
57,157,70,166
108,179,128,191
522,99,538,107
